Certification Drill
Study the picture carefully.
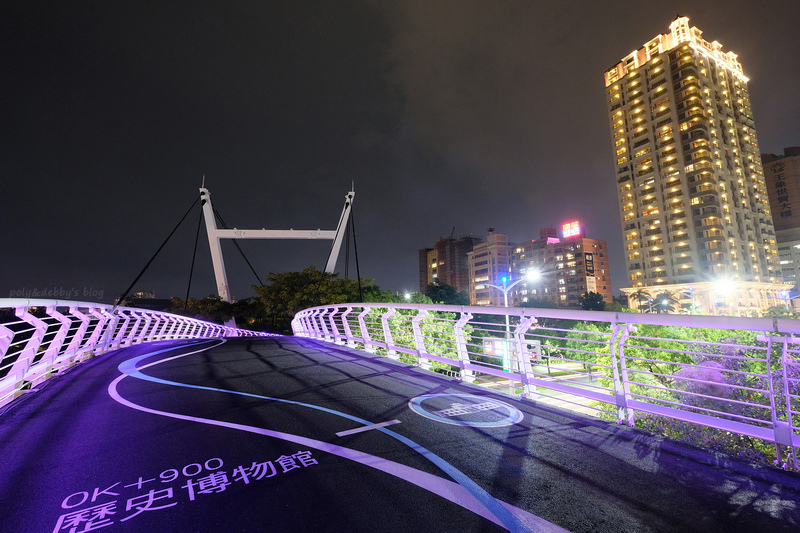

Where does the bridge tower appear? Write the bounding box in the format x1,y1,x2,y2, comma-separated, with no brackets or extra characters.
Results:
200,187,354,302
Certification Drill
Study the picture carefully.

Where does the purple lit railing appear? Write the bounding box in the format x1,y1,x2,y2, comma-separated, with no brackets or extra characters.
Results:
293,303,800,469
0,299,270,409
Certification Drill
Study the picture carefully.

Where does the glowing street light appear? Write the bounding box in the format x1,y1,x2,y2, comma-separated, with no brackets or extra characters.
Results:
712,278,737,316
780,290,800,311
485,269,542,310
485,269,541,374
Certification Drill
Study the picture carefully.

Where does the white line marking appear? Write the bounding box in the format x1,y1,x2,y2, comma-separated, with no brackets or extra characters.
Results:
336,420,401,437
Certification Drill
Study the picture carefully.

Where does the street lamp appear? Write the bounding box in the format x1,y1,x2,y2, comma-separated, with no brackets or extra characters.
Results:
780,290,800,311
485,269,541,310
713,278,737,316
485,270,541,374
685,286,696,315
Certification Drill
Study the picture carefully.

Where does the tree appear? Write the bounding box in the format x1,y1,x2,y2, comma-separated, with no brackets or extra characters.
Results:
253,266,376,333
604,300,627,312
763,305,799,319
168,295,233,323
425,281,470,305
579,291,606,311
629,289,652,312
519,298,557,309
653,291,679,314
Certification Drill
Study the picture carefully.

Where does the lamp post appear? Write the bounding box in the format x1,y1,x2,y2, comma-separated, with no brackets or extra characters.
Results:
485,270,541,374
780,290,800,311
685,286,696,315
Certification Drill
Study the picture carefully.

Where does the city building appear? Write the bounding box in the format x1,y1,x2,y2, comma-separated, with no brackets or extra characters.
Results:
763,148,800,290
467,233,512,306
509,223,613,308
419,235,482,293
604,16,786,315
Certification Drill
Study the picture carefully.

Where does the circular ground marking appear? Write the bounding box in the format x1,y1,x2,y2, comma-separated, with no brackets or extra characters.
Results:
408,394,523,427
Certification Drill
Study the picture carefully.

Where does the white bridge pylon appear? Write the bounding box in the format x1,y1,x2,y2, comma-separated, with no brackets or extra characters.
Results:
200,187,354,302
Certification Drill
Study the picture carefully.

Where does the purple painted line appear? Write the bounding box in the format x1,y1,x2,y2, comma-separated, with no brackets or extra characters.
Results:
336,419,401,437
108,341,569,533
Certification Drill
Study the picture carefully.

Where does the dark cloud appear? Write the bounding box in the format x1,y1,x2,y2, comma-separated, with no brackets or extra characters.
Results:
2,1,800,302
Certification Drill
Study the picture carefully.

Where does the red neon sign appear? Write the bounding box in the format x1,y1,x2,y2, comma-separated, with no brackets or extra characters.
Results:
562,221,581,238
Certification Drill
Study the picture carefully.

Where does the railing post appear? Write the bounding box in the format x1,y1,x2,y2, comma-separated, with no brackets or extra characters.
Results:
772,335,797,469
295,311,311,337
513,316,537,399
145,313,163,343
154,314,171,340
319,308,334,342
66,306,91,360
97,308,119,352
341,307,355,347
358,308,374,353
113,310,131,348
8,306,47,395
125,312,143,346
412,310,430,370
0,322,14,366
454,312,473,382
381,308,397,358
612,321,635,426
308,308,323,339
328,308,344,345
44,306,72,376
86,308,109,355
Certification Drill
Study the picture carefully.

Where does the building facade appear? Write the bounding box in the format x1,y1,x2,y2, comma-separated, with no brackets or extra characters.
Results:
763,148,800,289
419,236,482,293
467,233,512,306
509,225,613,308
604,16,785,314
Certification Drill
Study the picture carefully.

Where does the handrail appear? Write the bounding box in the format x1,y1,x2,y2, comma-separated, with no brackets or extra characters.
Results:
0,298,270,408
293,303,800,469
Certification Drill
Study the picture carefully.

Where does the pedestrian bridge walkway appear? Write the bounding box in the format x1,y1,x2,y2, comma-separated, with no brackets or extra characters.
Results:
2,299,800,531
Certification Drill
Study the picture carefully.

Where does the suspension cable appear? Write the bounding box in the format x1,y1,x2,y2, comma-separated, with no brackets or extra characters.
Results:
212,207,264,286
184,207,204,312
350,203,363,303
114,196,199,309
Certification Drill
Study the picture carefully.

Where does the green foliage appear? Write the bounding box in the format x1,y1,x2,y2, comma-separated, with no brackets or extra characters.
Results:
253,265,376,333
578,291,606,311
629,288,652,312
652,291,679,313
425,281,470,305
351,307,467,373
168,295,243,323
634,416,775,463
520,298,557,309
604,301,625,312
762,305,800,319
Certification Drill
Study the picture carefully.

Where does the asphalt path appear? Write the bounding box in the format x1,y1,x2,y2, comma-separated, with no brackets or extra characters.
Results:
1,336,800,532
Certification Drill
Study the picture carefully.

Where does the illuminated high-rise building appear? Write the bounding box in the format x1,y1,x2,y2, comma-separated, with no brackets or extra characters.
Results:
604,16,786,315
467,233,512,306
419,235,482,293
509,224,613,309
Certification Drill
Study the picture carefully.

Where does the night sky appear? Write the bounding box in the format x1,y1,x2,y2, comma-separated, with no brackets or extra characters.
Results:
3,1,800,304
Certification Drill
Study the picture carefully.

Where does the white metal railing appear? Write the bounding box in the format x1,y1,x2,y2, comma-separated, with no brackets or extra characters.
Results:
293,303,800,469
0,298,270,408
